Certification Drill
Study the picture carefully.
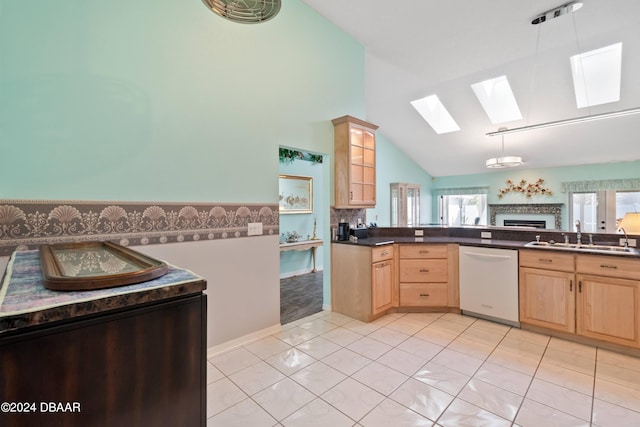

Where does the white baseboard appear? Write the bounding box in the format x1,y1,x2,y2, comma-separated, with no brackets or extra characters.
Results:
322,303,331,311
279,267,324,279
207,323,282,358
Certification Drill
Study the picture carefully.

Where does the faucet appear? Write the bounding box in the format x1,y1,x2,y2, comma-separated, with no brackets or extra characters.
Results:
620,227,629,248
575,220,582,245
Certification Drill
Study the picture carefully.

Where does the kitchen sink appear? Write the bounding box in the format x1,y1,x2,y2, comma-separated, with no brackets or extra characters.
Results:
524,241,640,255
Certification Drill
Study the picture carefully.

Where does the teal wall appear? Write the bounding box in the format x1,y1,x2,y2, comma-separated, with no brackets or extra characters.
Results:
279,156,324,276
431,160,640,229
0,0,364,203
367,133,433,226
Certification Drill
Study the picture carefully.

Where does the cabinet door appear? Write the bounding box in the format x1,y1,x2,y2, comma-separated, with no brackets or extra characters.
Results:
349,126,376,206
333,116,378,208
519,267,575,333
372,260,393,315
576,274,640,347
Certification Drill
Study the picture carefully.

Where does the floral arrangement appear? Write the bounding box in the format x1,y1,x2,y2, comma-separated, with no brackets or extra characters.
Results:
498,178,553,199
282,230,302,243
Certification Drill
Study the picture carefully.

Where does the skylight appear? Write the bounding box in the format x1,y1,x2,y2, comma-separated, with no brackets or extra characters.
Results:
410,95,460,134
570,42,622,108
471,75,523,124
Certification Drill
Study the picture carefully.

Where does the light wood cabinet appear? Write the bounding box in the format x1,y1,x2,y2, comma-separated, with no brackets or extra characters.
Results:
519,266,575,333
519,250,576,333
576,255,640,348
372,258,394,315
399,244,451,307
332,115,378,208
519,249,640,349
331,243,459,321
331,243,395,322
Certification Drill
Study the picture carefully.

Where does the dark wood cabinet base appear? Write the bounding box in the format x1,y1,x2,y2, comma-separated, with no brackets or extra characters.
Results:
1,294,206,427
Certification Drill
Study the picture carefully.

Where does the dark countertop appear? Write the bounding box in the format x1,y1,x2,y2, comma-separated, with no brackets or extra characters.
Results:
333,236,527,250
0,250,206,335
332,231,640,258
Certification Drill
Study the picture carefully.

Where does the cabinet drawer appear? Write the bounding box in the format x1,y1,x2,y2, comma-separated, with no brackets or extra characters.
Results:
576,255,640,280
519,249,574,272
399,259,448,282
400,283,448,307
399,245,447,259
372,245,394,263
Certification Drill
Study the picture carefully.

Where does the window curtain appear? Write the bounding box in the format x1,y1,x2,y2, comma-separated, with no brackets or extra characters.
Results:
561,179,640,193
433,186,489,196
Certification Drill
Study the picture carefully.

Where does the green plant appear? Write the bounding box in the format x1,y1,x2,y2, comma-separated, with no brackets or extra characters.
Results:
279,148,323,164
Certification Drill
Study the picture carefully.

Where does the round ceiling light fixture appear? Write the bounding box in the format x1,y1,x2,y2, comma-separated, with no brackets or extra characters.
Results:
485,156,524,169
486,130,523,168
202,0,281,24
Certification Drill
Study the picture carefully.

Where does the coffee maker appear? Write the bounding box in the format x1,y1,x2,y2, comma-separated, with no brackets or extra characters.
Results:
337,222,350,241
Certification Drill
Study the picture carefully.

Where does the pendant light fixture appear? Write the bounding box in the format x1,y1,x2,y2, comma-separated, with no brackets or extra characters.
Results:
487,1,640,138
486,130,523,168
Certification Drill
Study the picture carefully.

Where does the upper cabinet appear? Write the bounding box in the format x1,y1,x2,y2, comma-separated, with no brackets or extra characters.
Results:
332,115,378,208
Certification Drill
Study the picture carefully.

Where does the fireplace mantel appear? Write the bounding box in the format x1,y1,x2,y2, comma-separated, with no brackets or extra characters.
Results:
489,203,564,230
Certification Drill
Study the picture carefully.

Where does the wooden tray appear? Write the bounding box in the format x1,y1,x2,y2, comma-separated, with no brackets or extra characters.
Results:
39,241,168,291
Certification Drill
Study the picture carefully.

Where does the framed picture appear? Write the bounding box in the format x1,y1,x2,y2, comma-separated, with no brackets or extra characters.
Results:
39,241,168,291
279,174,313,214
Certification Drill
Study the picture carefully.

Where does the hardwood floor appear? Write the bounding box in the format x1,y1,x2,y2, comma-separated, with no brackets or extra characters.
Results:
280,272,323,324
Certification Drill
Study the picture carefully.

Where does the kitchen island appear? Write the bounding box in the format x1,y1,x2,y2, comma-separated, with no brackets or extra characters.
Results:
332,226,640,355
0,250,207,427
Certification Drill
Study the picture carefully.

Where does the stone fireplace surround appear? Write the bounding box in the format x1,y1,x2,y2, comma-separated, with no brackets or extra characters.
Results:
489,203,564,230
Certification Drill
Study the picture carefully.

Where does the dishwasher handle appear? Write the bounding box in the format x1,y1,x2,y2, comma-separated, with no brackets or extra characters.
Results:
463,251,513,260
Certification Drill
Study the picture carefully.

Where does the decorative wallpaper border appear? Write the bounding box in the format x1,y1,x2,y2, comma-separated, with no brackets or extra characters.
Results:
488,203,564,230
0,200,279,256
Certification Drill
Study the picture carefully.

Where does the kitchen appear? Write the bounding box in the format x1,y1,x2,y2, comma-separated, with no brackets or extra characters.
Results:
1,0,640,425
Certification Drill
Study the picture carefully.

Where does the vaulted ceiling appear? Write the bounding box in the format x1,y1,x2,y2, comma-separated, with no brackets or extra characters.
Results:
302,0,640,176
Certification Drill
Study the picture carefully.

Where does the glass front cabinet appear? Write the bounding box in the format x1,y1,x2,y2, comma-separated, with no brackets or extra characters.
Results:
390,183,420,227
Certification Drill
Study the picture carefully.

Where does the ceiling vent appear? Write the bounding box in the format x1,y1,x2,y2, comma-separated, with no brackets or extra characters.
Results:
202,0,281,24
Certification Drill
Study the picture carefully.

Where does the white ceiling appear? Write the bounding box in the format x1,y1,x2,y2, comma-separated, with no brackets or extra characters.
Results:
302,0,640,177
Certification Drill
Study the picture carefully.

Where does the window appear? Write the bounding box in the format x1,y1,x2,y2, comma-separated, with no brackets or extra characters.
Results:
471,75,523,124
439,194,487,226
410,94,460,134
570,190,640,233
391,183,420,227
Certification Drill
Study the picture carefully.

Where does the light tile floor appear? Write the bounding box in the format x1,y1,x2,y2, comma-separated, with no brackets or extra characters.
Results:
207,311,640,426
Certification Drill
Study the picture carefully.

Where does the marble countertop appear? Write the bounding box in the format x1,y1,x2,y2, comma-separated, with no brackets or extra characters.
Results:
0,250,206,335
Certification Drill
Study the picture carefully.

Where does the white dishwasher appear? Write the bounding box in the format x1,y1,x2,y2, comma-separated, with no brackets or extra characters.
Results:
459,246,519,326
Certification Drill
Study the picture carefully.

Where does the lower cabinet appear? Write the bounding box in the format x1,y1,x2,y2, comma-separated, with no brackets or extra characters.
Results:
0,293,207,427
519,266,575,333
398,244,453,308
519,249,640,349
331,243,395,322
331,243,459,322
372,258,394,315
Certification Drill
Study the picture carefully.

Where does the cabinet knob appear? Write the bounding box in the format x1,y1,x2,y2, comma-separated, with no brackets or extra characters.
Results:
419,293,430,297
538,258,553,263
419,269,430,273
599,264,618,270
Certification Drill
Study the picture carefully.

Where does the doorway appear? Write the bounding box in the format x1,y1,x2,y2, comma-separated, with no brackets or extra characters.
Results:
278,147,326,324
